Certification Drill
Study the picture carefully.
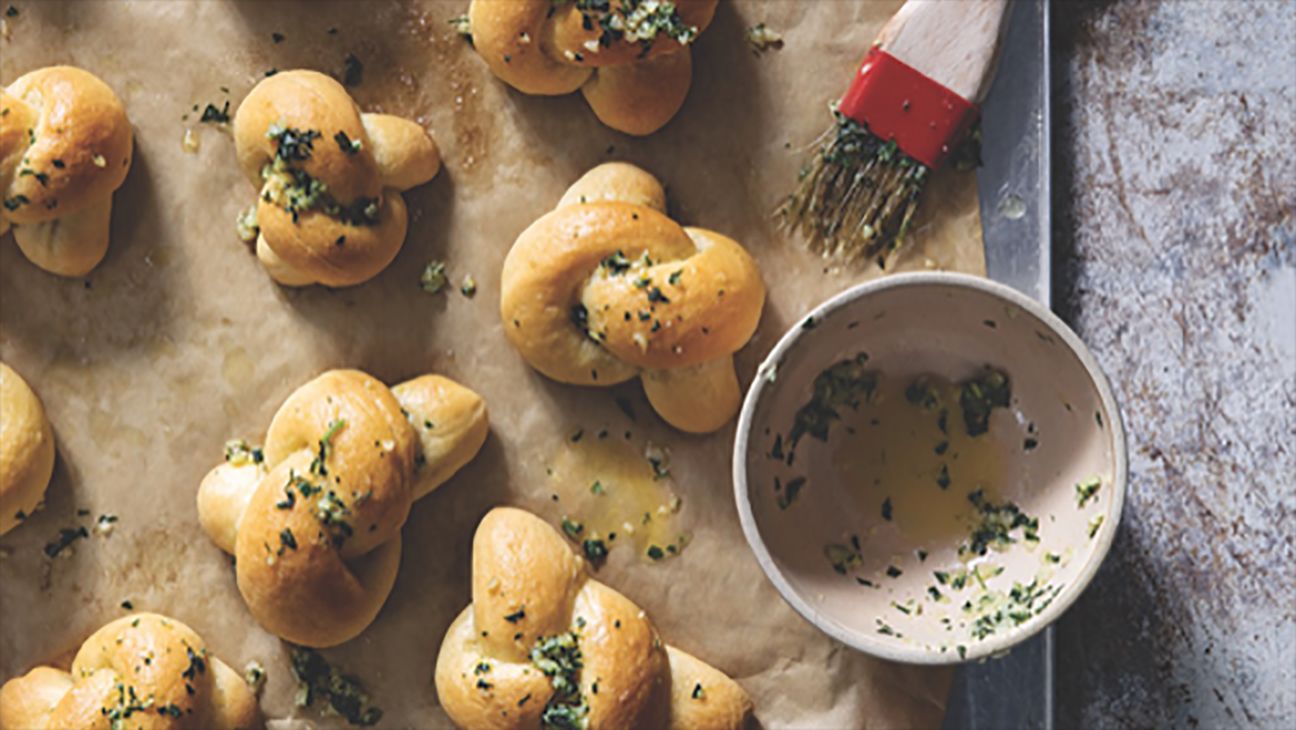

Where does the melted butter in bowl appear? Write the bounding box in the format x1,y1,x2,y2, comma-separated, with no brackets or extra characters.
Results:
734,273,1127,664
829,372,1011,547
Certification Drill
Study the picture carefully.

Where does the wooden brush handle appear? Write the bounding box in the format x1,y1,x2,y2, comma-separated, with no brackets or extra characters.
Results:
876,0,1010,102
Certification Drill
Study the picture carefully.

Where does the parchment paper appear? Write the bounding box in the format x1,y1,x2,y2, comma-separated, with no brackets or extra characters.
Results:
0,2,982,727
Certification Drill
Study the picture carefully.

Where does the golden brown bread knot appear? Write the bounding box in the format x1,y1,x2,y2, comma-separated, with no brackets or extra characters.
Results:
434,507,752,729
1,66,133,276
232,70,441,287
467,0,718,135
0,363,55,536
196,369,488,647
0,613,261,730
500,162,765,433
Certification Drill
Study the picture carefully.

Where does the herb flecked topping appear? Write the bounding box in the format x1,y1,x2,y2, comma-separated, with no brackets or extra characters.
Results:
530,631,588,730
573,0,699,50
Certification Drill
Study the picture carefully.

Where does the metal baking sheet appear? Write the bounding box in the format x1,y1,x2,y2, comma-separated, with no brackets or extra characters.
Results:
947,1,1054,728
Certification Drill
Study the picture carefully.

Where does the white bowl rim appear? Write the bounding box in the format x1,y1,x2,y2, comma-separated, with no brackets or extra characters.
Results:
732,271,1128,665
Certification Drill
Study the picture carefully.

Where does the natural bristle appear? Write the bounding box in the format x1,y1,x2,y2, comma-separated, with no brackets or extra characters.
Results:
778,111,929,261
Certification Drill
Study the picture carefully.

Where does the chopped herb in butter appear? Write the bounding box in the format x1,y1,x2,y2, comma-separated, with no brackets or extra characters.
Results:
1087,514,1104,539
788,352,876,448
961,489,1039,556
824,542,862,574
1075,476,1101,507
530,631,587,729
958,368,1011,437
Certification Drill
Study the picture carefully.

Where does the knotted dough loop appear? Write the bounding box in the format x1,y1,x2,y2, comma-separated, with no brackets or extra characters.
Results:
196,369,488,647
434,507,752,729
467,0,718,135
501,162,765,433
0,363,55,536
0,613,261,730
232,70,441,288
1,65,133,276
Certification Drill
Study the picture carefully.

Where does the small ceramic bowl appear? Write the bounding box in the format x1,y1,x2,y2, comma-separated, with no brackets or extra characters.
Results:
733,272,1126,664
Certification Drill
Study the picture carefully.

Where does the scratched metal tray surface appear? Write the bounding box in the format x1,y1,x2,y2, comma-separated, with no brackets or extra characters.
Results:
945,1,1054,728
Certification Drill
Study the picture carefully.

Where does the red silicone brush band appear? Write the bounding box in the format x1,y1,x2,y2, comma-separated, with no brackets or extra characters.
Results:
838,47,979,169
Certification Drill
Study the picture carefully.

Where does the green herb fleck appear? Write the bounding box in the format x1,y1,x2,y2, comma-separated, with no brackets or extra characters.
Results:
1087,514,1104,539
961,490,1040,557
1075,476,1102,507
334,130,362,154
420,260,449,294
582,538,608,566
777,476,805,509
746,23,783,54
224,439,265,466
244,661,266,692
266,124,321,162
561,517,584,539
200,101,231,124
43,526,89,558
824,543,862,575
958,368,1011,437
449,15,473,44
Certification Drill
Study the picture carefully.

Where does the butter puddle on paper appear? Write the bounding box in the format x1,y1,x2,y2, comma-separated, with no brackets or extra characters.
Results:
547,429,688,565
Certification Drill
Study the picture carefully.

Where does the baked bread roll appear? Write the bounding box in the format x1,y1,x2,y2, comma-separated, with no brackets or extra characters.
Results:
197,369,488,647
0,363,55,536
232,70,441,287
466,0,718,135
1,65,133,276
435,507,752,729
0,612,261,730
500,162,765,433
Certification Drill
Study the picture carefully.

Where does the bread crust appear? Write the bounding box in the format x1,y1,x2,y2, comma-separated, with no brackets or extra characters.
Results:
0,613,262,730
500,162,764,432
1,66,133,276
0,363,55,536
232,71,440,287
196,370,488,647
467,0,718,135
434,507,752,729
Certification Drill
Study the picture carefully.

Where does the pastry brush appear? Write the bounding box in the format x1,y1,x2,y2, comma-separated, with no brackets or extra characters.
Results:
779,0,1010,261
